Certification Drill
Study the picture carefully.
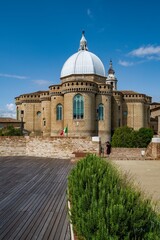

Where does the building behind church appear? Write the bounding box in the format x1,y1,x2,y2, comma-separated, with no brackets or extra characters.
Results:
15,32,152,143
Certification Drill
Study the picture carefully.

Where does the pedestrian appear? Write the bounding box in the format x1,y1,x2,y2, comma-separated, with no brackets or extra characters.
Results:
106,141,111,156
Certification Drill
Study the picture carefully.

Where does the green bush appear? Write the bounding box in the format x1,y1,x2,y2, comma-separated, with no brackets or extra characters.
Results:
0,125,23,136
68,155,160,239
111,126,154,148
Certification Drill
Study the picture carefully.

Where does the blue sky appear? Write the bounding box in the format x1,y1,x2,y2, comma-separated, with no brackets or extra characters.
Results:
0,0,160,118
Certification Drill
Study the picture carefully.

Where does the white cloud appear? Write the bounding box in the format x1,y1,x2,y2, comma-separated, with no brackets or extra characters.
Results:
0,104,16,118
33,80,51,85
129,45,160,57
0,73,28,79
6,103,16,111
118,45,160,67
87,9,93,18
98,27,105,33
118,60,134,67
0,111,16,118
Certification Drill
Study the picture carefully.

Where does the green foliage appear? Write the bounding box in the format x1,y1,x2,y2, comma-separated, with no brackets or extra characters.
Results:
111,126,154,148
68,155,160,239
137,128,154,148
0,125,23,136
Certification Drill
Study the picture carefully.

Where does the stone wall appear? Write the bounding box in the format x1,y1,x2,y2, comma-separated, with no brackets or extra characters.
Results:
0,136,100,159
1,136,160,160
108,147,146,160
145,138,160,160
0,137,26,156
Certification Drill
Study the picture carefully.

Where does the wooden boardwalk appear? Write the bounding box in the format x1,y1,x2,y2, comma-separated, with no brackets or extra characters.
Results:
0,156,73,240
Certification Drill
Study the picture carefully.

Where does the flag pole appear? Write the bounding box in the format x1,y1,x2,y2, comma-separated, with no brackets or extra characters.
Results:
67,124,68,137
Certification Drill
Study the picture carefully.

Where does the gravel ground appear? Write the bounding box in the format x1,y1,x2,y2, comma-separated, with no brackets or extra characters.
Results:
113,160,160,212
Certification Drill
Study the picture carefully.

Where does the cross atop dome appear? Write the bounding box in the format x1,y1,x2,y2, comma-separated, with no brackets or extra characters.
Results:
79,30,88,51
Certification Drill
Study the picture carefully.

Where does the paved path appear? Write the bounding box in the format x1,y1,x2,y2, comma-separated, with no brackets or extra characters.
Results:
113,160,160,212
0,156,73,240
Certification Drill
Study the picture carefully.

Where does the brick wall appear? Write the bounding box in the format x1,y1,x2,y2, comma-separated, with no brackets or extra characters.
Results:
0,136,26,156
145,142,160,160
0,136,99,159
108,147,146,160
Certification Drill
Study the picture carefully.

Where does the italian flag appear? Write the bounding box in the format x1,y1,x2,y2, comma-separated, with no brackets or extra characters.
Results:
63,126,68,135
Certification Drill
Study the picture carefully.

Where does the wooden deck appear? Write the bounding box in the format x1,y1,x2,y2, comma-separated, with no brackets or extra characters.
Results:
0,156,73,240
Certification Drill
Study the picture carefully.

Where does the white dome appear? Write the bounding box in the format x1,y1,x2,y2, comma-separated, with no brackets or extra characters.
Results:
61,50,106,78
60,32,105,78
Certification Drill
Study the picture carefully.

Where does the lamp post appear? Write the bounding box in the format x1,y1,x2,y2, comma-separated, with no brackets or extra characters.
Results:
76,121,79,135
20,110,24,133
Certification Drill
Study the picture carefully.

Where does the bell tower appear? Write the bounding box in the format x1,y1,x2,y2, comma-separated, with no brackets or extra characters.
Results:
106,60,117,90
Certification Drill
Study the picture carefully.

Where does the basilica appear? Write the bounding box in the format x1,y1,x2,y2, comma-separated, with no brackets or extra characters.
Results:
15,32,151,143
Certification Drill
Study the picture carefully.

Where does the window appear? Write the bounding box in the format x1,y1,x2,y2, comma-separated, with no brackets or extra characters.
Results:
98,104,104,120
56,104,63,120
37,111,41,117
43,118,46,126
123,111,128,117
73,94,84,119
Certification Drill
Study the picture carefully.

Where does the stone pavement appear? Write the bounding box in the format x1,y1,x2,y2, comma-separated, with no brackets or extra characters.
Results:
113,160,160,212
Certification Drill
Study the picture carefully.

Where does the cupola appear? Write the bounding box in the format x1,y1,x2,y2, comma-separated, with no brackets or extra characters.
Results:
60,31,105,78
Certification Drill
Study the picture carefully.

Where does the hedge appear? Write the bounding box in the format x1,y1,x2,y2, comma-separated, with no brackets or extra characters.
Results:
68,155,160,239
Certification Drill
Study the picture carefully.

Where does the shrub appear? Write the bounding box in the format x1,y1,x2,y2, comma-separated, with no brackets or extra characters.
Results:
0,125,23,136
68,155,160,239
111,126,154,148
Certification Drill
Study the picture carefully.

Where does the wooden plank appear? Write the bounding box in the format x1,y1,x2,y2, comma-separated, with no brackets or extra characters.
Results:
0,156,73,240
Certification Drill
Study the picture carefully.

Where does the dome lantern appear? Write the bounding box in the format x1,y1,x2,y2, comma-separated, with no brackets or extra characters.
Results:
79,31,88,51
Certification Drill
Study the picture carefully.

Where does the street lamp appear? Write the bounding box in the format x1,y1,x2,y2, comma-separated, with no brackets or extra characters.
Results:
76,121,79,135
20,110,24,133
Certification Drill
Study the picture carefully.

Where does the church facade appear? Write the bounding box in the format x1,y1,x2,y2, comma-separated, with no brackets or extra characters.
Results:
15,32,151,143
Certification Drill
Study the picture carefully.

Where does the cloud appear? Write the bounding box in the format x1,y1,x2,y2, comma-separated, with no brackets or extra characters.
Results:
98,27,105,33
87,9,93,18
33,80,51,85
0,73,28,79
118,60,134,67
129,45,160,58
119,45,160,67
6,103,16,111
0,104,16,118
0,111,16,118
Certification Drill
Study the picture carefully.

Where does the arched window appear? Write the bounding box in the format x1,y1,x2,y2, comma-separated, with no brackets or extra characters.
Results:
98,104,104,120
56,104,63,120
73,94,84,119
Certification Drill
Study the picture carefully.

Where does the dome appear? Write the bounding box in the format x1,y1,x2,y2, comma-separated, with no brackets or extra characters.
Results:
60,32,105,78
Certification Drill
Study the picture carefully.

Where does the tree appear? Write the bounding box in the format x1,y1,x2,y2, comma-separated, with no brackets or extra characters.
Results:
0,125,23,136
111,126,153,148
111,126,134,147
137,128,154,148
